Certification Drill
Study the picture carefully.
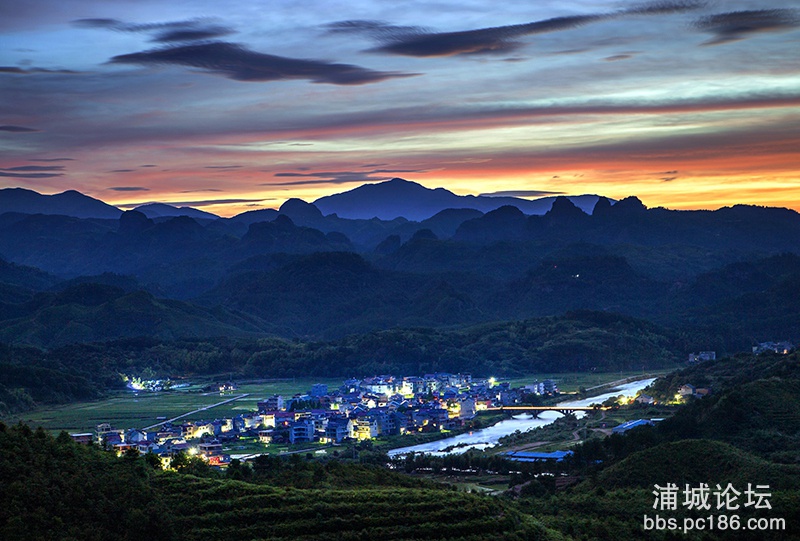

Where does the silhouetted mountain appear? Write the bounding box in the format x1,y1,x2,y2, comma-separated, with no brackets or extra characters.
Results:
200,252,485,338
313,178,605,221
133,202,219,220
0,187,122,219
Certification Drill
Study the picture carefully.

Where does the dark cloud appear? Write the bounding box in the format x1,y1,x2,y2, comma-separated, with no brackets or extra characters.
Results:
479,190,566,197
119,198,266,208
325,20,426,40
1,165,64,172
622,0,706,16
0,125,39,132
694,9,800,45
110,41,414,85
271,168,427,186
109,169,135,173
179,188,224,193
152,26,234,43
108,186,150,192
333,1,705,58
30,157,74,162
74,17,234,41
366,15,603,57
140,164,157,167
604,54,634,61
0,171,63,178
0,165,62,178
204,165,243,169
0,66,80,75
660,177,678,182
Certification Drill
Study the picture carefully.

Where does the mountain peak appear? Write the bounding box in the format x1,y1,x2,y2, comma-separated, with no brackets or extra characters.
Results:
0,187,122,219
313,178,607,221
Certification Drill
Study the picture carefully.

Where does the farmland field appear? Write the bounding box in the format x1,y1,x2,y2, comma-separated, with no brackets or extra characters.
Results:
5,371,666,434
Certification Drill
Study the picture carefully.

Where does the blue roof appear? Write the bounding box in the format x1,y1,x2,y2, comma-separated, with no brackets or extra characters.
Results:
612,419,654,433
503,450,573,462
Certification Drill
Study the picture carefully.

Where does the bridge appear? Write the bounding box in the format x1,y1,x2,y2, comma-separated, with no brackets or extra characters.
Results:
484,405,610,417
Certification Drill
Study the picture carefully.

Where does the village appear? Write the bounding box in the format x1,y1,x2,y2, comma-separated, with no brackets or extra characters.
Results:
69,373,561,467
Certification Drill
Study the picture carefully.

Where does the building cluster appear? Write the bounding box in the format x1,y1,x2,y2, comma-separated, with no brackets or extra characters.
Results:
687,351,716,363
70,373,560,467
752,341,795,355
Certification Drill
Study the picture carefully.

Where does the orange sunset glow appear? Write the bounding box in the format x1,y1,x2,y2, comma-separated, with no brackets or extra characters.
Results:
1,1,798,217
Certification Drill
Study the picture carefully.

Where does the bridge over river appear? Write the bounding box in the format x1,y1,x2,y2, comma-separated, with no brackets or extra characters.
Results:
485,405,612,417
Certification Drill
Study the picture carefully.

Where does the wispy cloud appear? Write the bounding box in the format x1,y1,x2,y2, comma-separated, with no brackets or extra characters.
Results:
30,157,74,162
109,169,135,173
117,197,266,208
73,17,234,43
1,165,64,172
0,66,81,75
270,168,427,186
604,54,634,61
479,189,565,197
0,165,65,178
340,15,603,57
0,125,39,132
108,186,150,192
694,9,800,45
329,1,706,58
110,41,415,85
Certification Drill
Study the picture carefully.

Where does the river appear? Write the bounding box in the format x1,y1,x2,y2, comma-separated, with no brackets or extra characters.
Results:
387,378,656,457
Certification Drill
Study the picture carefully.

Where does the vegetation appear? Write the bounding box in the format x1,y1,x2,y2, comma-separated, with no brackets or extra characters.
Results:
0,311,679,416
0,423,565,541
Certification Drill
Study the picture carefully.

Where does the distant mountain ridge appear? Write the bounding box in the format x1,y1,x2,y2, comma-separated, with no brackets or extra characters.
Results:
313,178,606,221
133,202,219,220
0,187,122,219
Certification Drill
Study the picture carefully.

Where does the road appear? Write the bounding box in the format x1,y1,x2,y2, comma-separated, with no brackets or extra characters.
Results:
141,394,250,430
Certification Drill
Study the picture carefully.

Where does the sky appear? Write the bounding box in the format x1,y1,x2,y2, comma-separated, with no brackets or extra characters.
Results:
1,0,799,217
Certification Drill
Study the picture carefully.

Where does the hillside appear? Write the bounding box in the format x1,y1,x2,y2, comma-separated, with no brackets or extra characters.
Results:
0,283,263,347
0,424,564,541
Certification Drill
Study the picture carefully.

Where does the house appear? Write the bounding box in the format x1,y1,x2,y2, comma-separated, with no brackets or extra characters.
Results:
258,429,274,444
688,351,716,363
325,418,352,443
635,394,655,405
289,418,316,444
199,441,223,457
350,418,378,440
753,341,794,355
678,384,696,397
257,395,285,412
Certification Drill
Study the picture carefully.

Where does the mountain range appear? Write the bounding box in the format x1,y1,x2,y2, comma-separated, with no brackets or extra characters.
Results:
1,179,799,350
0,179,605,222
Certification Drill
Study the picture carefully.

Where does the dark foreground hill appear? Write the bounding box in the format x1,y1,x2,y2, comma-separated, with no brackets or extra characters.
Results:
0,423,563,541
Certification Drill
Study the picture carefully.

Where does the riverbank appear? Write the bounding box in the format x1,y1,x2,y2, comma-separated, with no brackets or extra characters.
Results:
388,377,658,457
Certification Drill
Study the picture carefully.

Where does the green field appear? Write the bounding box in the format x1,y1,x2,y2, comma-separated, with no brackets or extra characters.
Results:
5,372,666,434
506,369,670,394
6,377,343,434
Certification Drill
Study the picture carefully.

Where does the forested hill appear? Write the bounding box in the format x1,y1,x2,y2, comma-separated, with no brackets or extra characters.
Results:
0,311,678,416
0,423,563,541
